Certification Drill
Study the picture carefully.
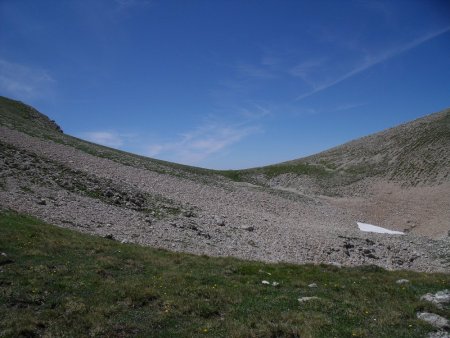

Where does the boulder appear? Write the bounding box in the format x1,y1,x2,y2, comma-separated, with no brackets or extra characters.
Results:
421,290,450,309
417,312,449,330
214,216,226,226
428,331,450,338
396,279,410,284
183,210,195,218
298,296,320,303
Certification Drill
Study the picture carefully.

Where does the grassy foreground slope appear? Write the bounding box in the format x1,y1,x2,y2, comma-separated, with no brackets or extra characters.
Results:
1,211,449,337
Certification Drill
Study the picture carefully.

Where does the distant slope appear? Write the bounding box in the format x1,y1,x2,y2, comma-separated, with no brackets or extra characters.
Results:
1,95,448,190
227,109,450,194
298,109,450,185
0,96,220,182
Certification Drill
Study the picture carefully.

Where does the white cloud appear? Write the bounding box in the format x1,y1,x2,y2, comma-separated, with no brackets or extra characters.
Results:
294,26,450,101
237,105,272,119
290,58,327,87
292,102,367,117
146,144,164,157
146,122,259,165
330,102,367,112
237,63,277,79
77,108,267,166
0,58,55,100
80,131,125,148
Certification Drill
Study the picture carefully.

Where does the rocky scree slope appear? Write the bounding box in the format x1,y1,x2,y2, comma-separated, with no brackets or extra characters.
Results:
0,96,449,272
295,109,450,186
230,109,450,193
233,109,450,239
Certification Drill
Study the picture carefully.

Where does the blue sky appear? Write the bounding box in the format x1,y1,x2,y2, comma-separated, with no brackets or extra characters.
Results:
1,0,449,169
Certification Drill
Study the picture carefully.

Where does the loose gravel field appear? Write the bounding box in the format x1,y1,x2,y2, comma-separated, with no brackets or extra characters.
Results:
1,125,449,272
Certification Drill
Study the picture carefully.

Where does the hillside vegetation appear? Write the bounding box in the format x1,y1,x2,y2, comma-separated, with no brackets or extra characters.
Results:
1,96,449,191
0,96,218,182
2,96,449,190
1,211,449,337
222,109,450,193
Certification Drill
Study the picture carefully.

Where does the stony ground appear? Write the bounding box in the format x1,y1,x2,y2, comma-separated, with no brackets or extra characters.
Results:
1,125,449,273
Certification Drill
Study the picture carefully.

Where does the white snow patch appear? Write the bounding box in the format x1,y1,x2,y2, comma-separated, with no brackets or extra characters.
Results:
357,222,404,235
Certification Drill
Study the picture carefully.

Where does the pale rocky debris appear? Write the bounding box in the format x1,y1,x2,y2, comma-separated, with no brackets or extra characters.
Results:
396,279,410,284
1,114,450,273
417,312,450,330
421,290,450,309
298,297,320,303
428,331,450,338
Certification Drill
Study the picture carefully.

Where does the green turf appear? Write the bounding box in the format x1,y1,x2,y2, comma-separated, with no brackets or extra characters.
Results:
0,211,448,337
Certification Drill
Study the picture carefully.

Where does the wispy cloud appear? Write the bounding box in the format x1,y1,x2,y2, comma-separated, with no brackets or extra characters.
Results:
78,105,267,166
330,102,367,112
290,58,327,87
0,58,55,100
294,26,450,101
236,63,277,79
237,104,271,119
79,131,133,148
297,102,367,115
146,121,260,165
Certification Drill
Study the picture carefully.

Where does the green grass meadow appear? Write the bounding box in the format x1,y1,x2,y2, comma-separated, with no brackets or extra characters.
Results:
0,211,448,337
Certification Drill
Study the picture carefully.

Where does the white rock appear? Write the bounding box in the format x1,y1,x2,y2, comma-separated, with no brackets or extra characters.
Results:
214,216,226,226
298,296,320,303
308,283,318,288
396,279,410,284
330,262,342,268
428,331,450,338
421,290,450,309
435,290,450,303
262,280,270,285
417,312,450,329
